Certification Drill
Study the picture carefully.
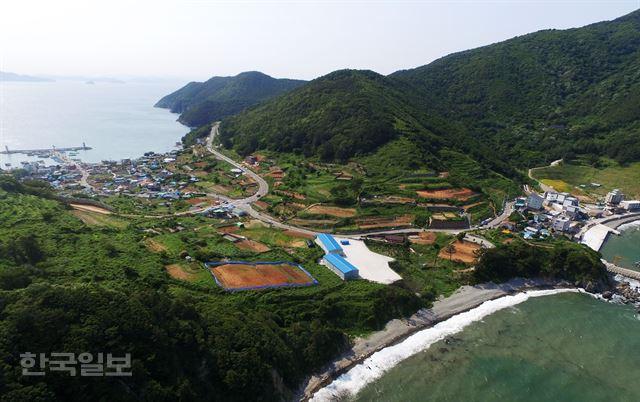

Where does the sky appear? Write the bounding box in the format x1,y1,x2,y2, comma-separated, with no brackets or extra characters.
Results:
1,0,639,81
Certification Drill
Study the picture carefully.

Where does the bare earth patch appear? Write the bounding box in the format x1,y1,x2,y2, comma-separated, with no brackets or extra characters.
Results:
235,239,271,253
283,229,315,239
210,263,315,290
166,264,198,281
438,240,482,264
409,231,437,245
70,204,112,214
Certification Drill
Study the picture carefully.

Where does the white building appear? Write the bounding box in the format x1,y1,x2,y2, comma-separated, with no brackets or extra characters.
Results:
552,217,571,232
621,200,640,211
526,193,544,210
605,189,624,205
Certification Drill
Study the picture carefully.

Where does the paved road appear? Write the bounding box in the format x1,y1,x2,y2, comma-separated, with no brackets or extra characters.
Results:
202,123,515,238
528,159,562,193
56,151,93,191
111,123,512,238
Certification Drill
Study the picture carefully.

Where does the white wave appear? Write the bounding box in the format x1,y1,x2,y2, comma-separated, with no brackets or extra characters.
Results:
617,219,640,232
311,288,580,402
616,274,640,291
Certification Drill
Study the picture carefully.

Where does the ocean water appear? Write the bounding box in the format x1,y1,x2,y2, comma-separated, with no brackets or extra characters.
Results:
346,293,640,402
601,221,640,271
0,80,188,166
313,292,640,402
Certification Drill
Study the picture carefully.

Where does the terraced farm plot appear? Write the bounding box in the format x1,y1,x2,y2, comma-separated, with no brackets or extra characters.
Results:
208,262,317,291
416,188,476,201
356,215,414,230
235,239,271,253
306,205,356,217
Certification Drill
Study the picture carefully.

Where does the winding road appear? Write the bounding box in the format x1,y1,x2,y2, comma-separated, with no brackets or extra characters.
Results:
201,123,504,240
528,158,562,193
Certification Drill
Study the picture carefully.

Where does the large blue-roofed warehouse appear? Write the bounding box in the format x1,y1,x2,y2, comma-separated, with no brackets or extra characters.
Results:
323,253,359,280
315,233,345,256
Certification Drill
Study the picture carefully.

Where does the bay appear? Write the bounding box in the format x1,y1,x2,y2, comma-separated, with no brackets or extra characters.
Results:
0,80,188,166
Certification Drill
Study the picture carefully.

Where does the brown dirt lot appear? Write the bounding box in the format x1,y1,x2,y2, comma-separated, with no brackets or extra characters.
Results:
210,263,314,290
307,205,356,218
70,204,112,214
235,239,271,253
409,232,437,245
253,200,269,210
166,264,199,281
416,188,476,201
283,230,315,239
438,240,482,264
217,225,240,234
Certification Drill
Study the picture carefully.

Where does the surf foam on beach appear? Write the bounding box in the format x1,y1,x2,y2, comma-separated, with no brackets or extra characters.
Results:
310,288,580,402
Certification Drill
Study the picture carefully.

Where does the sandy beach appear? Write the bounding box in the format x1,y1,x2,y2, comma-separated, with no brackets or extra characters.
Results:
299,278,572,401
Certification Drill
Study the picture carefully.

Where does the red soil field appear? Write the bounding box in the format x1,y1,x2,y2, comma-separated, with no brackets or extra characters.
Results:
210,263,314,290
416,188,476,201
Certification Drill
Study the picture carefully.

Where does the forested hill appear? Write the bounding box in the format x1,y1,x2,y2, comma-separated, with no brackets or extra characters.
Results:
218,9,640,171
155,71,306,127
393,8,640,166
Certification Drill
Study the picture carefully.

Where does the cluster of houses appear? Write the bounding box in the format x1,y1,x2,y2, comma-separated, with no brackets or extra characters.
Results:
506,188,640,240
85,151,205,200
11,160,83,191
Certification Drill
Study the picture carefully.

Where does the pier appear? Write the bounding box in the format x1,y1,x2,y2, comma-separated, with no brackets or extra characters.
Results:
1,143,92,155
602,260,640,281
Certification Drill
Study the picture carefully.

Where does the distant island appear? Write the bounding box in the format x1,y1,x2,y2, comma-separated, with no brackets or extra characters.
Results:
0,71,54,82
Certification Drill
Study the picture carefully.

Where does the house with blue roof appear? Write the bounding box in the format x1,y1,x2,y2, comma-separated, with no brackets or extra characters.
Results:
315,233,344,256
323,253,359,280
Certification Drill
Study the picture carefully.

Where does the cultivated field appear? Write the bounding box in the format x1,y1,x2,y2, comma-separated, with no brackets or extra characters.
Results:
416,188,476,201
356,215,414,230
534,161,640,199
209,262,316,290
235,239,271,253
409,231,437,245
438,240,482,264
306,205,356,217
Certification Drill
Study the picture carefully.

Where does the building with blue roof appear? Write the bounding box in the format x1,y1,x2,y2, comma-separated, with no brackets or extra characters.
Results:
316,233,344,255
323,253,359,280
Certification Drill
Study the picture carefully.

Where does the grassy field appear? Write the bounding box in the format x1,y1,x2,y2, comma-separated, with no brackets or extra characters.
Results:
534,160,640,200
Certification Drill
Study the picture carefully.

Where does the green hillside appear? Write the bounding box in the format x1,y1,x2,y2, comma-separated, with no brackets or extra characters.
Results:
393,8,640,166
155,71,306,127
217,10,640,174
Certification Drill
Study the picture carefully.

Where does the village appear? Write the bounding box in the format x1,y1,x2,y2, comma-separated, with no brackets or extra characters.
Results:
505,187,640,244
5,142,640,287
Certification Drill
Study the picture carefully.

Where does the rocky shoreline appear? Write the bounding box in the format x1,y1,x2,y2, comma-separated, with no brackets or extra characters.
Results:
605,276,640,309
297,278,577,401
298,274,640,401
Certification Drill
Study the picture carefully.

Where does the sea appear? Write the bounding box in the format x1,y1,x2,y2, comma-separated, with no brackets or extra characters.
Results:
0,80,188,167
314,291,640,402
601,220,640,271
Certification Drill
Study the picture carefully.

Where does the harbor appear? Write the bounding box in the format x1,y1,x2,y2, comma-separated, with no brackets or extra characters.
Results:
2,144,91,156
